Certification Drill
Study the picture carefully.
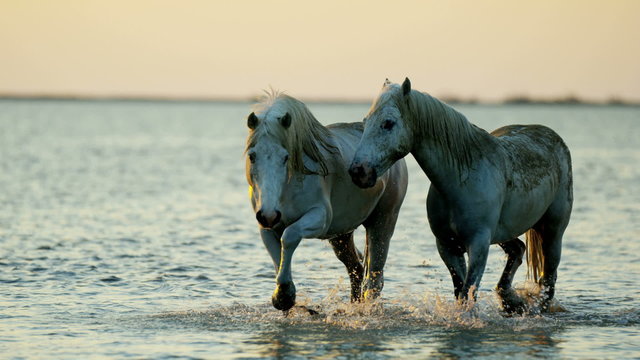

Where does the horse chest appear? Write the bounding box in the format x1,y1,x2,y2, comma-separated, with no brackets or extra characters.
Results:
271,178,319,219
426,186,474,240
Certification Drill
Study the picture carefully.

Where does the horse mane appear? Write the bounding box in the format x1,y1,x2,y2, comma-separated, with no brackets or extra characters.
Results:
372,85,484,172
247,89,337,176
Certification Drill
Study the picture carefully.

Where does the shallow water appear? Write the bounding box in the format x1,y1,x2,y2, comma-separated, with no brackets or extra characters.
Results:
1,99,639,359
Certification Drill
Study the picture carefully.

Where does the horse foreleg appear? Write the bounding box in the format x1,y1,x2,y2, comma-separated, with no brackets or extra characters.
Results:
329,232,364,302
260,228,282,273
460,231,491,301
272,208,328,311
436,238,466,298
361,214,400,301
497,238,527,314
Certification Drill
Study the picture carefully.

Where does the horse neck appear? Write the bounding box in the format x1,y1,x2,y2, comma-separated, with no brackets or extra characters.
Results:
408,93,492,191
287,113,337,176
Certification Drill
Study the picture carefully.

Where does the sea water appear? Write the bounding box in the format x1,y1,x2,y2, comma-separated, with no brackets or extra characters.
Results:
1,99,638,359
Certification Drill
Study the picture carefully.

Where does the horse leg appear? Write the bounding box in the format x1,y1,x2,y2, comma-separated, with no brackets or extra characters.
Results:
361,222,392,301
459,230,491,302
260,228,282,272
272,229,301,312
533,185,572,312
328,231,364,302
535,217,569,311
272,208,328,311
435,238,466,298
361,207,403,301
496,238,527,314
360,167,406,301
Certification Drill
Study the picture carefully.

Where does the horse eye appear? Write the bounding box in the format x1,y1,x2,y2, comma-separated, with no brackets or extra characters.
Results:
249,153,256,163
382,119,395,130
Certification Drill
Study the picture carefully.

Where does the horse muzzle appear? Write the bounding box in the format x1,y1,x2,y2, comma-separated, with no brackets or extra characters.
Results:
256,209,282,228
349,162,377,188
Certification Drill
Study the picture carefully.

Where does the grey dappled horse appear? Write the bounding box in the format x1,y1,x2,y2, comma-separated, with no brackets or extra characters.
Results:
350,79,572,313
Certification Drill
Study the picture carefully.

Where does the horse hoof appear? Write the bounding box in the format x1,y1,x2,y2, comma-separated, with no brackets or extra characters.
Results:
272,282,296,311
497,288,527,315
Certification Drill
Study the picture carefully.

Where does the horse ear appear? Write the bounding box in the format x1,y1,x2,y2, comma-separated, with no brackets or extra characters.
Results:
279,112,291,129
402,77,411,96
247,112,259,129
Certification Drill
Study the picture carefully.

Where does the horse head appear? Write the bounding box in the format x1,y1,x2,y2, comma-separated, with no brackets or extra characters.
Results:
350,78,414,188
246,110,292,229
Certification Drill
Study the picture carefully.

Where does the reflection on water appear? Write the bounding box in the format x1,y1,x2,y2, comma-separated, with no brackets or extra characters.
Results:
140,299,571,359
1,100,639,358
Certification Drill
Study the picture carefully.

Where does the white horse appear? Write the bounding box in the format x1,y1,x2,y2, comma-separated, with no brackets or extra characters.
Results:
245,91,408,311
349,79,572,313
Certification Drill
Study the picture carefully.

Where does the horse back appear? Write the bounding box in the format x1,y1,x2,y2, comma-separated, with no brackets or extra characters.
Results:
327,122,364,139
492,124,572,188
325,122,367,164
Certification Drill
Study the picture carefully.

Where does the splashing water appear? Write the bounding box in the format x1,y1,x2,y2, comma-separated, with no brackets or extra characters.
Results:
145,279,561,335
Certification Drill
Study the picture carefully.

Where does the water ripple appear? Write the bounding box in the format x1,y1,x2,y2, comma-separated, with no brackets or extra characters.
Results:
1,101,638,359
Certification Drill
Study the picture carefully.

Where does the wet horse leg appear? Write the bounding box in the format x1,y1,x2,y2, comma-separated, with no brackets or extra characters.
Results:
361,211,401,301
435,238,466,298
361,223,391,300
260,228,282,272
536,220,567,311
360,173,405,301
272,208,328,311
459,230,491,301
535,185,571,311
496,238,527,314
329,231,364,302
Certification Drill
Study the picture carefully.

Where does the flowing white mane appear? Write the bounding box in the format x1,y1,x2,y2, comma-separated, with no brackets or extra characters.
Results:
371,85,484,171
247,90,337,176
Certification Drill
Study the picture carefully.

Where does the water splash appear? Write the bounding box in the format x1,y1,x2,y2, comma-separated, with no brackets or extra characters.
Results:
141,280,568,334
513,281,568,314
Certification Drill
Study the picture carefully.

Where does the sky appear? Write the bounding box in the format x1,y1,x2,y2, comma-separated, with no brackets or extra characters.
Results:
1,0,639,102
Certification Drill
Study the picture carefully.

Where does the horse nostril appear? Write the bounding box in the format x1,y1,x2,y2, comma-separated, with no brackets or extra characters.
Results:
350,163,377,188
256,210,267,227
368,168,377,186
349,164,363,177
256,209,281,228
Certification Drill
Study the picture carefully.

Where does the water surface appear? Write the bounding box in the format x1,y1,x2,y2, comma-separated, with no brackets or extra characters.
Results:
1,100,639,358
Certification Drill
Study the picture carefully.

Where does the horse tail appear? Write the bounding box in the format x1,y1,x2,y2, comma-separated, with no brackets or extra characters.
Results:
525,227,545,281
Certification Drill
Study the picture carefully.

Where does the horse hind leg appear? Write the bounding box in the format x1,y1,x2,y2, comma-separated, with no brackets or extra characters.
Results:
496,238,528,314
533,222,568,311
528,199,571,312
329,231,364,302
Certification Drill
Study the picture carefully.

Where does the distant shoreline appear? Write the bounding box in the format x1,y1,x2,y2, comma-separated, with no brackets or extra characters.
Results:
1,93,638,106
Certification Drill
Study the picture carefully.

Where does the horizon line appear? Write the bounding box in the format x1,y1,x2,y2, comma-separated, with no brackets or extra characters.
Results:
1,92,639,106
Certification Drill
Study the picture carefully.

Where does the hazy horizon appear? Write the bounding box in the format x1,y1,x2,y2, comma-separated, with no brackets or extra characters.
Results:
1,1,639,102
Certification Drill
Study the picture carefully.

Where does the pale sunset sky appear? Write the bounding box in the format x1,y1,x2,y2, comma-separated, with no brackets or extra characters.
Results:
1,0,639,102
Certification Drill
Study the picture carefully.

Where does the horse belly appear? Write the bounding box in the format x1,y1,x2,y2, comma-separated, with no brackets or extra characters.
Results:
495,184,556,243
